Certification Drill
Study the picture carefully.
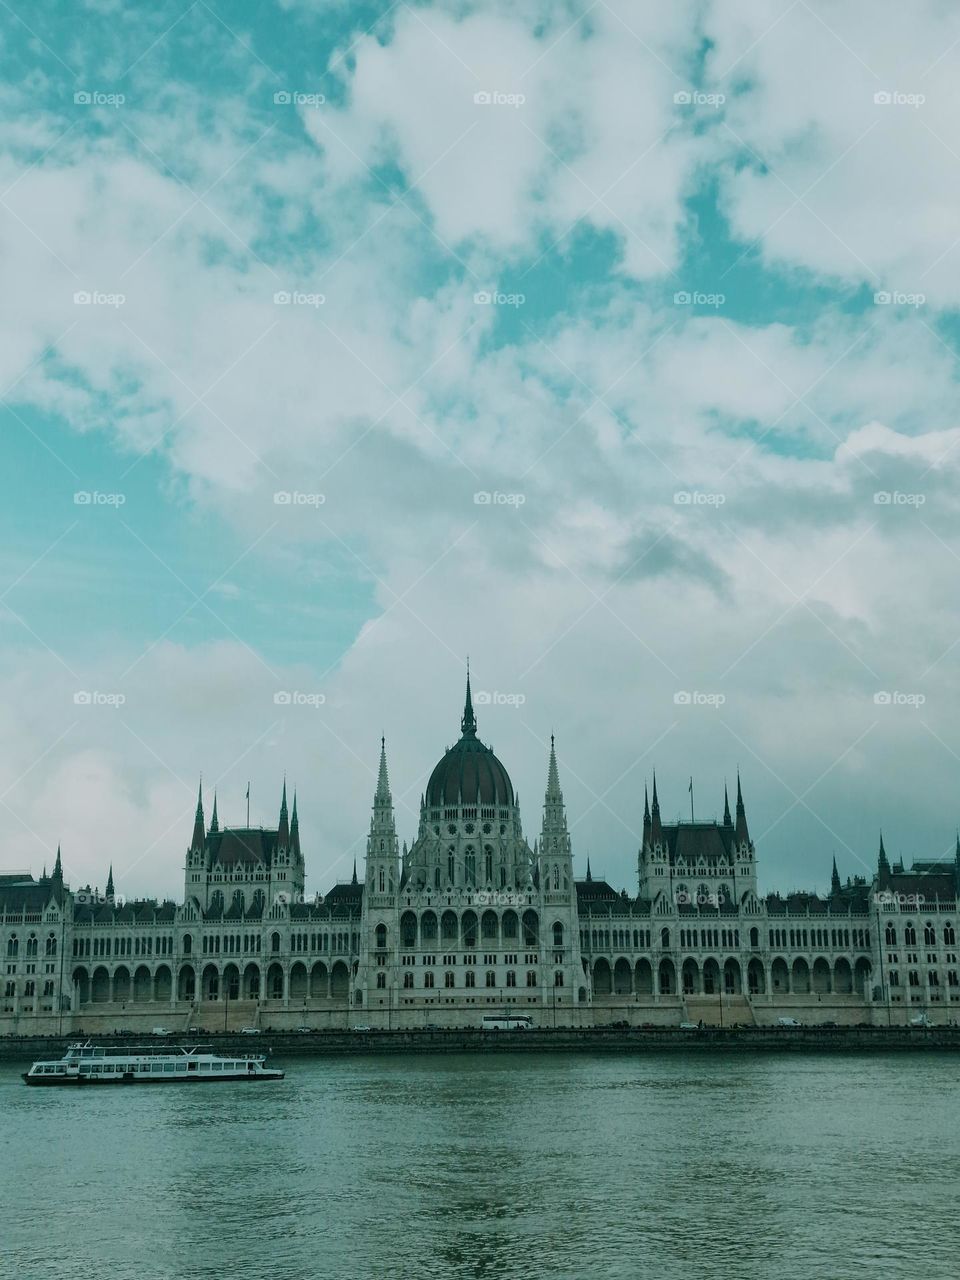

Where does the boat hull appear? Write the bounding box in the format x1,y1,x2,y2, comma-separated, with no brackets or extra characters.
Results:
22,1071,284,1085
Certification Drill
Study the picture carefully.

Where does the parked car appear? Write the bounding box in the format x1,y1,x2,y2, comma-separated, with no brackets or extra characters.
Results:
776,1017,802,1028
240,1027,261,1035
295,1026,312,1033
909,1014,934,1027
679,1021,700,1030
352,1025,372,1032
151,1026,170,1036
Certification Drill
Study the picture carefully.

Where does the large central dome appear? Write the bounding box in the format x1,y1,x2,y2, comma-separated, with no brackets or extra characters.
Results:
425,675,515,808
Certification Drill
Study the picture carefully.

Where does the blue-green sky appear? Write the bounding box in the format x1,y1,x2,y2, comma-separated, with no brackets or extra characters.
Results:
3,0,960,900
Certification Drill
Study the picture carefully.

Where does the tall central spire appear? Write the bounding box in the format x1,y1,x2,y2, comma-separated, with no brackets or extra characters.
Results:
461,663,477,737
376,736,392,804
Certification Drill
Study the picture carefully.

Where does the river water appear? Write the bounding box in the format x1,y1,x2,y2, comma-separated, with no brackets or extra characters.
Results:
2,1050,957,1279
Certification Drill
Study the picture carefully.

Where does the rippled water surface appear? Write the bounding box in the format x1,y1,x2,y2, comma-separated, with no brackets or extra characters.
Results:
3,1050,958,1280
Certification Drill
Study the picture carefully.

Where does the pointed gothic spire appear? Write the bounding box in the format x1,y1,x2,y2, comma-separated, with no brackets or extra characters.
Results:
461,663,477,737
586,856,593,883
650,770,663,844
831,855,841,896
106,864,115,901
351,857,358,886
376,736,392,804
642,782,652,845
546,734,561,798
191,779,205,850
210,790,219,833
734,771,749,844
878,830,891,881
291,789,299,830
278,778,290,846
53,845,63,883
723,783,732,826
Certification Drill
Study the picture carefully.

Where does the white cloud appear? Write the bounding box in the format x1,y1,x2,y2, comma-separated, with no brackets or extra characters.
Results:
705,0,960,304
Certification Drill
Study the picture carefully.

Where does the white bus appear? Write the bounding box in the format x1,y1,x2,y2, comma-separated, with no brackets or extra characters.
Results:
481,1014,534,1031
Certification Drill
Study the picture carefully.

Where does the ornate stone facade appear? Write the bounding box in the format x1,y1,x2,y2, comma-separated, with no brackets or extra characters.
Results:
2,678,959,1033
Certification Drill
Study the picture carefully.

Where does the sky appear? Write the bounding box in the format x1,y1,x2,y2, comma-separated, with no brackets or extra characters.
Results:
3,0,960,903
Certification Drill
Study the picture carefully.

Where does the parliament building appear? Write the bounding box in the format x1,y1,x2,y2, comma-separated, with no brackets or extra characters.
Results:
2,677,958,1033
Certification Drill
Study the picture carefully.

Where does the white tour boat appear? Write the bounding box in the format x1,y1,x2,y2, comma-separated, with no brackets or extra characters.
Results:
22,1041,284,1086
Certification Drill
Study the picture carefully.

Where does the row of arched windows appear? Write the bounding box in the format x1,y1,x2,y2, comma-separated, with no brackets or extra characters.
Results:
7,933,56,958
885,922,955,947
400,969,544,990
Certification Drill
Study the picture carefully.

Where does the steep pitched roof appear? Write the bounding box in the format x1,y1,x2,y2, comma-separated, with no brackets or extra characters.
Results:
207,828,278,867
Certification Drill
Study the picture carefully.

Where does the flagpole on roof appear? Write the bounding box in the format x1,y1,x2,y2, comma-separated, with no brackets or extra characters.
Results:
689,776,694,823
246,782,250,827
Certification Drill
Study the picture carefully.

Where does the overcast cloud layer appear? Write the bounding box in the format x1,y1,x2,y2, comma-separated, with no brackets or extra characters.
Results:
3,0,960,902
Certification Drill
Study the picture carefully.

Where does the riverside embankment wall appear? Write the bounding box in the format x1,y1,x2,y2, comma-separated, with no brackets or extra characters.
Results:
3,1026,960,1060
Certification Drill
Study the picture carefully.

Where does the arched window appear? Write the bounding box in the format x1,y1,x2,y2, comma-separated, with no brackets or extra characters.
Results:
400,912,417,948
378,868,385,893
660,927,670,948
522,910,539,947
465,847,476,885
554,970,564,987
232,889,244,912
26,934,38,958
945,923,956,946
271,931,281,953
45,934,57,957
552,921,564,948
375,923,387,949
484,847,493,883
749,927,759,948
904,923,917,946
447,848,455,883
553,865,560,891
885,923,897,946
465,970,475,988
924,922,936,946
7,936,18,957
